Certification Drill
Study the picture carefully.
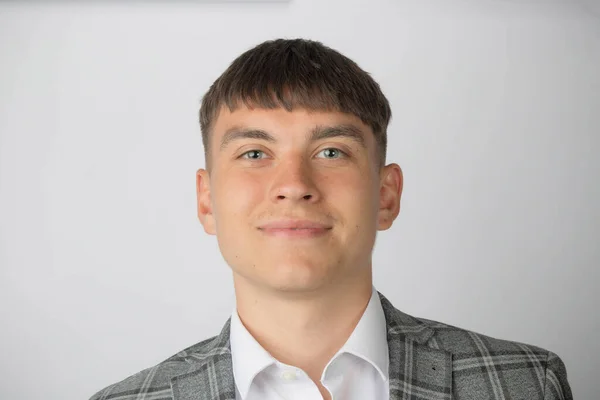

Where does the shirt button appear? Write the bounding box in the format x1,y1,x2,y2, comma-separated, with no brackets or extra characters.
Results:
282,370,297,381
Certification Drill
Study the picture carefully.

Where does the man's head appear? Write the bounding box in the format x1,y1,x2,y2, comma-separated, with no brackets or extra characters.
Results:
200,38,392,173
196,39,402,296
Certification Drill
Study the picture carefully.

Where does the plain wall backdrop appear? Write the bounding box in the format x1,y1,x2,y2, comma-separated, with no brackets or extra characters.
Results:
1,0,598,399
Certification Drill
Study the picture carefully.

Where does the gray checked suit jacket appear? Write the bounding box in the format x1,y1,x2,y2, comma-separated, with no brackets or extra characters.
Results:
89,291,573,400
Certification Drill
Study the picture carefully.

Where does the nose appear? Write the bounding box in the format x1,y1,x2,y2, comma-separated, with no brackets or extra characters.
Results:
269,156,321,204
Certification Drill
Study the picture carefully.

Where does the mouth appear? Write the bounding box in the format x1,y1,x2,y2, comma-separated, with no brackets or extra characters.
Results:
258,227,332,239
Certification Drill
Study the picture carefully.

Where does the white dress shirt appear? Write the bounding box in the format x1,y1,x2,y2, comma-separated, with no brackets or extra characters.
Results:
230,286,390,400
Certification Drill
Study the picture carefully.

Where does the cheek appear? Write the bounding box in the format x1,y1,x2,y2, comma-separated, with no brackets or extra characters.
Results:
332,171,377,203
325,173,379,223
214,172,263,219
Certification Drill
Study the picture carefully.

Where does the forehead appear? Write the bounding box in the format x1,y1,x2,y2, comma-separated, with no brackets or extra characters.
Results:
211,105,374,143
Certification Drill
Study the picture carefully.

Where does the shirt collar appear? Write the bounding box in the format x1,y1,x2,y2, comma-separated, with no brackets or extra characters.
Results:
229,285,389,399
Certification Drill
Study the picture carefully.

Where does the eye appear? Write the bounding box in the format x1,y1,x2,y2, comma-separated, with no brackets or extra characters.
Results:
240,150,266,160
316,148,347,159
239,148,348,160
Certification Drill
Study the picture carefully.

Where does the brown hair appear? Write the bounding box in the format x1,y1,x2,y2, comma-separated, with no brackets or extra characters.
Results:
199,38,392,172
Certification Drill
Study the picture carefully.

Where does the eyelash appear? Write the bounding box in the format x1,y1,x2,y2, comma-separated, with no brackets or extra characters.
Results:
239,148,348,160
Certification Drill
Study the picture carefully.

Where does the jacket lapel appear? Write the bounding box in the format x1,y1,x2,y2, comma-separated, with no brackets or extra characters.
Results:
171,319,237,400
172,292,452,400
378,292,453,400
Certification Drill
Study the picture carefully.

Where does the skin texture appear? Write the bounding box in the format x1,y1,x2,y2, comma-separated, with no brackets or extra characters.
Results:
196,105,403,399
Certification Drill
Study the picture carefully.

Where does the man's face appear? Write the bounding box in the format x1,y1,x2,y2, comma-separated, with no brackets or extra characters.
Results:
196,105,402,294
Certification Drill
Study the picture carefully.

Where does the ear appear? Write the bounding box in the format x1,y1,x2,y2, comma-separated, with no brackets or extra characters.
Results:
196,168,216,235
377,163,403,231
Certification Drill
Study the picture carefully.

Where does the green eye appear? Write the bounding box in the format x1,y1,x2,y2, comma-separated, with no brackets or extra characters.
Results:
240,150,265,159
317,148,347,159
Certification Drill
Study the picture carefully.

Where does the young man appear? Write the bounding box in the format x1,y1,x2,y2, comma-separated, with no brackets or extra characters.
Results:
90,39,572,400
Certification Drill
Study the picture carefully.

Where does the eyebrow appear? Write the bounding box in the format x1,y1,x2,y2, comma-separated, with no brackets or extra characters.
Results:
219,124,367,151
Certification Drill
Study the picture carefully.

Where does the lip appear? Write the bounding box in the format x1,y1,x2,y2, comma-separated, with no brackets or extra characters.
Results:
258,219,332,238
259,219,332,230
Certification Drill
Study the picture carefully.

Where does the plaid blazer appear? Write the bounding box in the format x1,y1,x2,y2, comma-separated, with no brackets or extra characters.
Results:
90,291,572,400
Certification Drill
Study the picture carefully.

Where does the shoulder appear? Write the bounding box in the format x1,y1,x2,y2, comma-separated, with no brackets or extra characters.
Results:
416,315,550,356
88,334,223,400
415,316,573,399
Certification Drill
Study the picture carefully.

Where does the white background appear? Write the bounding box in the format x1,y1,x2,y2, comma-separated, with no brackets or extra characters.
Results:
1,0,598,399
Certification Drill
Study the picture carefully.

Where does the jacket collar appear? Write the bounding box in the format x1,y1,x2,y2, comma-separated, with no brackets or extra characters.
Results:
171,291,452,400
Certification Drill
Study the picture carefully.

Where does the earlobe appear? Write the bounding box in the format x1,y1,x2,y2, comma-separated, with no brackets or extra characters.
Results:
196,169,216,235
377,164,403,231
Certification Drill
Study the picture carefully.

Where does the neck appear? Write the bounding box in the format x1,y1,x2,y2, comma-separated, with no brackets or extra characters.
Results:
232,270,373,382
